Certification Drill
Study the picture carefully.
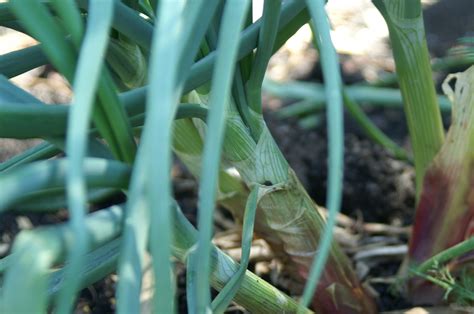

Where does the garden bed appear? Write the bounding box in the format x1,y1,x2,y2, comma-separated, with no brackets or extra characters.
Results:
1,0,473,312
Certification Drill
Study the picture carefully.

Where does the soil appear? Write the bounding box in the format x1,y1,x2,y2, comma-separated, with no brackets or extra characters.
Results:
423,0,474,58
265,112,416,225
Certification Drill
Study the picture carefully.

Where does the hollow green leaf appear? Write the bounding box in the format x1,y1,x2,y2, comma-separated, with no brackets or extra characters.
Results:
193,1,250,312
10,0,76,79
0,44,47,78
300,0,344,308
0,158,130,213
246,0,281,115
59,1,115,310
50,0,83,45
116,1,187,312
211,185,258,313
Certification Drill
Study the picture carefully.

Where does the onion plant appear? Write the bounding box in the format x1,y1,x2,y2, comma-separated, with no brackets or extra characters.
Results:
0,0,376,313
0,0,472,313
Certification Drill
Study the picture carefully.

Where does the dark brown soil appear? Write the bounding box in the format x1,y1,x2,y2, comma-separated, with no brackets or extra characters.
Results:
76,276,117,314
424,0,474,58
265,112,416,225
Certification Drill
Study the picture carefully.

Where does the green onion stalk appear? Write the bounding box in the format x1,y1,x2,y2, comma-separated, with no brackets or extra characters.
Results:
171,0,375,311
264,80,452,116
171,2,375,312
173,93,376,313
373,0,445,194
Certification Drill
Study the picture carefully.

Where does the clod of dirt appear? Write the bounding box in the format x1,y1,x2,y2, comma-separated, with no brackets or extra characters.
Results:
265,112,416,225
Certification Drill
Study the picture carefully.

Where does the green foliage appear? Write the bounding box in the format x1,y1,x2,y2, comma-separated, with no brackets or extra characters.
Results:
0,1,319,312
373,0,445,194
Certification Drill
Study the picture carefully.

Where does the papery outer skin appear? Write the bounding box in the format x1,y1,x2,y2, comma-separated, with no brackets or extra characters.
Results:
408,66,474,304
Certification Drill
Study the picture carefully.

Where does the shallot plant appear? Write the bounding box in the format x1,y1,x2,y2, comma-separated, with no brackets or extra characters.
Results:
0,0,375,313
